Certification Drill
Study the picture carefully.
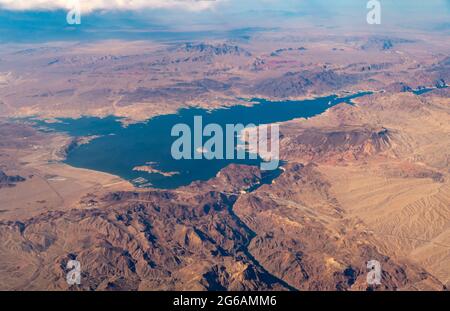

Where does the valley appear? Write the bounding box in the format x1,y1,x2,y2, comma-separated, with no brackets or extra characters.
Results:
0,19,449,291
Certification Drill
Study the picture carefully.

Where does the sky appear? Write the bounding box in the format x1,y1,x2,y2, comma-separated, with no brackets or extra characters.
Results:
0,0,448,43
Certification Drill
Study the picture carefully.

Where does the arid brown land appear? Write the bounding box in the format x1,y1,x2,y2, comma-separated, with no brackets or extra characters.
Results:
0,26,449,290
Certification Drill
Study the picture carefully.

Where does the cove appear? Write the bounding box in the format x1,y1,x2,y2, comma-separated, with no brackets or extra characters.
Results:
35,92,371,189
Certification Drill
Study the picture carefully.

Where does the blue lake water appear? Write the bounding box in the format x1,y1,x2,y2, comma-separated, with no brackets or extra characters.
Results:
35,92,371,189
412,88,434,95
412,85,447,95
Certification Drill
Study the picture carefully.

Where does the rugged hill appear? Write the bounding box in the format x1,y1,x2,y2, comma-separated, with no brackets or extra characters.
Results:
0,30,449,290
1,87,449,290
0,163,443,290
251,70,362,98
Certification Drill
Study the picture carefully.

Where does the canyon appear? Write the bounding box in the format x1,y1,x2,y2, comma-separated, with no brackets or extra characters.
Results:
0,26,449,290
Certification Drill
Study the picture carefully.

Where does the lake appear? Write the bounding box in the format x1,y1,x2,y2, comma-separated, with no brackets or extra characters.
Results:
35,92,371,189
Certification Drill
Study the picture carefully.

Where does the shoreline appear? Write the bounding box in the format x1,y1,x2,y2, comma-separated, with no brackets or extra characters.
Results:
15,90,374,190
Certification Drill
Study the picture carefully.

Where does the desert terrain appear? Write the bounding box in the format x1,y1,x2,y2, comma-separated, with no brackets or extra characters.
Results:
0,24,449,290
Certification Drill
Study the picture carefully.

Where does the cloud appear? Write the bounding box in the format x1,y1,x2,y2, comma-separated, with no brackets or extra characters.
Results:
0,0,220,13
